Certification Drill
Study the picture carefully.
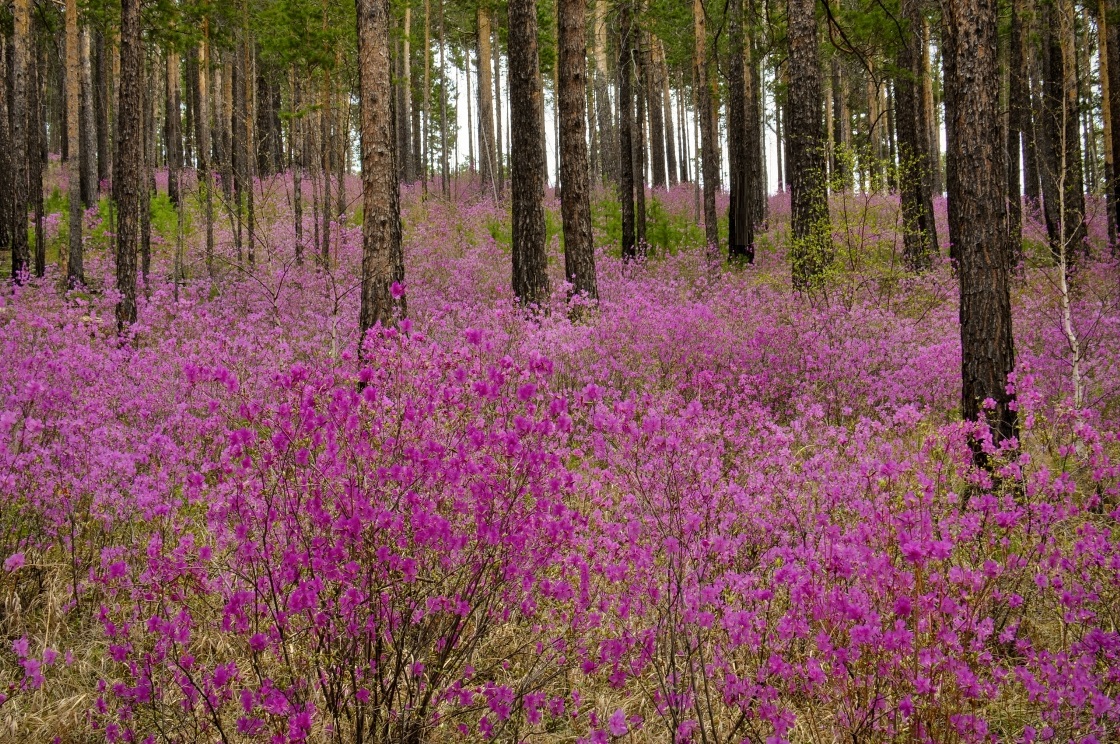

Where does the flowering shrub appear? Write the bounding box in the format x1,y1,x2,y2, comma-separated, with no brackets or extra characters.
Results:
1,175,1119,742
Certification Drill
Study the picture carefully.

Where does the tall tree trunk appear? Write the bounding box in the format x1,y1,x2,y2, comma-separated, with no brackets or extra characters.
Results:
356,0,406,342
115,0,142,326
593,0,615,184
618,1,637,258
167,50,183,207
647,37,667,189
243,31,256,265
941,0,1017,456
66,0,84,285
401,2,413,182
198,27,215,277
746,0,766,228
832,58,851,189
95,31,111,188
292,69,304,264
9,0,31,281
439,0,449,196
493,20,505,196
695,0,720,258
1098,0,1114,245
1108,0,1120,254
320,70,332,262
80,29,97,206
558,0,597,300
728,0,754,262
634,25,647,244
508,0,550,306
1008,0,1027,254
661,42,677,187
140,57,153,285
787,0,831,287
30,31,45,278
423,0,431,191
478,5,497,195
896,0,938,270
0,37,11,264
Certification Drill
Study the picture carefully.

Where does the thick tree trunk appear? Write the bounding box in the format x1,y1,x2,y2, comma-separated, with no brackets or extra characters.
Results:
746,0,766,229
477,5,497,194
10,0,31,281
940,0,1017,455
895,0,938,270
695,0,720,258
356,0,406,342
647,37,667,189
66,0,84,285
787,0,831,287
618,1,637,258
558,0,597,300
115,0,142,326
1008,0,1027,255
727,0,754,263
634,27,647,244
508,0,550,306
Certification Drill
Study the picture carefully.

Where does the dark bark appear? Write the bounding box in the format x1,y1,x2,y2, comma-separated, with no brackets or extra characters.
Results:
167,51,183,207
30,31,45,278
10,0,30,281
198,30,215,277
80,29,97,206
494,19,505,197
787,0,831,287
940,0,1018,456
508,0,551,306
647,38,667,189
67,0,83,285
1008,0,1026,256
661,42,677,187
593,0,616,184
695,0,720,257
356,0,406,344
558,0,598,300
1108,0,1120,254
895,0,938,270
115,0,142,327
727,0,754,263
618,1,637,258
634,27,647,245
0,36,11,264
95,30,110,187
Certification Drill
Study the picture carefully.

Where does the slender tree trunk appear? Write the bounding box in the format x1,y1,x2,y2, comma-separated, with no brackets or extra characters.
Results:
357,0,406,342
775,96,784,191
401,2,413,182
493,20,505,196
746,0,766,228
80,29,97,206
66,0,84,285
30,32,45,278
558,0,597,300
593,0,615,184
9,0,31,281
422,0,430,191
941,0,1017,456
115,0,142,326
647,37,667,189
1008,0,1026,255
198,26,215,276
439,0,449,196
661,42,677,188
618,1,637,258
243,31,256,265
292,70,304,263
787,0,831,287
167,50,183,207
478,6,497,194
508,0,551,306
140,57,153,285
695,0,720,257
634,25,647,244
728,0,753,262
95,31,111,188
1108,0,1120,254
896,0,938,270
678,73,690,183
320,70,332,262
0,37,11,264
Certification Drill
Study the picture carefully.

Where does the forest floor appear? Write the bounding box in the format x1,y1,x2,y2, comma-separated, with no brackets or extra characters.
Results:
2,172,1120,742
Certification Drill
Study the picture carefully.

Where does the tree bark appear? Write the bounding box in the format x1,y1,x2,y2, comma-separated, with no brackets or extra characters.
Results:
618,1,637,258
647,37,667,189
558,0,597,300
80,29,97,206
10,0,31,281
660,41,677,188
30,30,45,278
1008,0,1027,255
940,0,1017,456
167,50,183,207
477,5,497,194
593,0,615,184
1108,0,1120,254
198,27,215,276
896,0,938,270
115,0,142,326
0,37,10,263
66,0,84,285
357,0,406,343
728,0,754,263
508,0,551,306
787,0,831,287
695,0,720,258
493,19,505,196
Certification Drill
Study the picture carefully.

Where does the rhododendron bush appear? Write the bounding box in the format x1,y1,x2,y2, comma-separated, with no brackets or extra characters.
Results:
2,180,1120,743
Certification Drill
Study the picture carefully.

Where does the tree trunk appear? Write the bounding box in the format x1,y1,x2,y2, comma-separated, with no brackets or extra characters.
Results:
80,29,97,206
1008,0,1027,255
1108,0,1120,254
439,0,449,196
695,0,720,258
140,58,153,285
356,0,406,342
95,31,111,188
661,41,677,188
558,0,597,300
167,50,183,207
9,0,31,281
787,0,831,287
618,1,637,258
896,0,938,270
593,0,615,184
292,69,304,264
647,37,667,189
940,0,1017,456
197,27,215,276
728,0,754,263
493,19,505,196
634,26,647,244
66,0,84,285
30,31,45,278
243,33,256,265
508,0,551,306
0,37,10,264
115,0,142,326
746,0,766,228
478,5,497,195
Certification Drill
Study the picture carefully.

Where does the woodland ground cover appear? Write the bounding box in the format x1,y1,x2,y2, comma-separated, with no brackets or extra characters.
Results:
2,175,1120,743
